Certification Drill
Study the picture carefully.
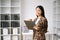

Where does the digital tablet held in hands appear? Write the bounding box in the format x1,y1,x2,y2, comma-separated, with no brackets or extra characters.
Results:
24,20,35,29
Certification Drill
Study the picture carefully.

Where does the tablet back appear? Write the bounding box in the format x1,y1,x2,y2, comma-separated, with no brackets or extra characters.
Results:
24,20,35,29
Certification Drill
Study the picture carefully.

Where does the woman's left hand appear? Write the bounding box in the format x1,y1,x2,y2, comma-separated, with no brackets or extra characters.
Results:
33,26,38,30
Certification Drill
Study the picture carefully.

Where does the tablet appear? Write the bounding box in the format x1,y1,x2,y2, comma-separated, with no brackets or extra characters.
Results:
24,20,35,29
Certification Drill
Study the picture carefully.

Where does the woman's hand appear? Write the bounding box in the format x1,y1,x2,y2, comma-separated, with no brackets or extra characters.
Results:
28,19,32,21
33,26,38,30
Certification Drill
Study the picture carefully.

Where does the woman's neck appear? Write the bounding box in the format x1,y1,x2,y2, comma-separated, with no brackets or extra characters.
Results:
38,16,42,18
37,16,42,19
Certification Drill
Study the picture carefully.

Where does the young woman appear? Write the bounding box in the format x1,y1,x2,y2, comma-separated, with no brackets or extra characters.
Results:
32,5,48,40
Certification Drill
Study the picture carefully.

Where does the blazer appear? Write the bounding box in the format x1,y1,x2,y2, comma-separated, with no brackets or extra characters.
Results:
33,16,48,40
33,16,48,33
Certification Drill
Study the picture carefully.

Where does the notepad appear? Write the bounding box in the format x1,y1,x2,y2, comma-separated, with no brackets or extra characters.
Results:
3,28,8,35
13,28,18,34
24,20,35,29
3,36,11,40
12,36,18,40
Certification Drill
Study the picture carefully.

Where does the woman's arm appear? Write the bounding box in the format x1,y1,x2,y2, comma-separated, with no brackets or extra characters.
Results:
42,18,48,33
33,18,48,33
33,18,43,31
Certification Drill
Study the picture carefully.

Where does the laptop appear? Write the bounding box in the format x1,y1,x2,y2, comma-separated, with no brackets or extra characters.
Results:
24,20,35,29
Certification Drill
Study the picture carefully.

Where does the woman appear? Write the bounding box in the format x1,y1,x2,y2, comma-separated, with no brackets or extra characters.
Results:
31,5,48,40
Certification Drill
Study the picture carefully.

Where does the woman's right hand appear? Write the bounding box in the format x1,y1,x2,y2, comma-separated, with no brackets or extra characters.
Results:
28,19,32,21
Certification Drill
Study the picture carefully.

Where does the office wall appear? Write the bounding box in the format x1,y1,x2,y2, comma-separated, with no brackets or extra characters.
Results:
21,0,54,33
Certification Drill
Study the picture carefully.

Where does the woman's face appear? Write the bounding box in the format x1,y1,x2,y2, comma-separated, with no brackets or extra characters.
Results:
36,8,42,17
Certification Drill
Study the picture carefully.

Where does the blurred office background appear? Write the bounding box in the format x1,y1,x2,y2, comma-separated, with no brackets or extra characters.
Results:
0,0,21,40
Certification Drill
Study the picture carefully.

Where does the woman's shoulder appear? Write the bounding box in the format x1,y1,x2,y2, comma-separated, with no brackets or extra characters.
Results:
41,17,47,22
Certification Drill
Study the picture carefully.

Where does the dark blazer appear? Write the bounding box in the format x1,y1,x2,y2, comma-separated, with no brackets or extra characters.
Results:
33,16,48,40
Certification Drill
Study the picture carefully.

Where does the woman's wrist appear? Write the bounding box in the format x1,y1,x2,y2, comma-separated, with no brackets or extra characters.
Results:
33,26,39,30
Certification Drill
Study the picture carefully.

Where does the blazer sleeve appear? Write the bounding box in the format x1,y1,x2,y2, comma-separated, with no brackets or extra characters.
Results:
42,18,48,33
33,18,43,31
33,18,48,33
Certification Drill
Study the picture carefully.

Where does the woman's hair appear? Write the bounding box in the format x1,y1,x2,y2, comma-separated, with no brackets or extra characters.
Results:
36,5,45,18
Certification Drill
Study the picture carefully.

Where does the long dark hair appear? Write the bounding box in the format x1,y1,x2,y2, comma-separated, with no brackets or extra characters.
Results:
36,5,45,18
